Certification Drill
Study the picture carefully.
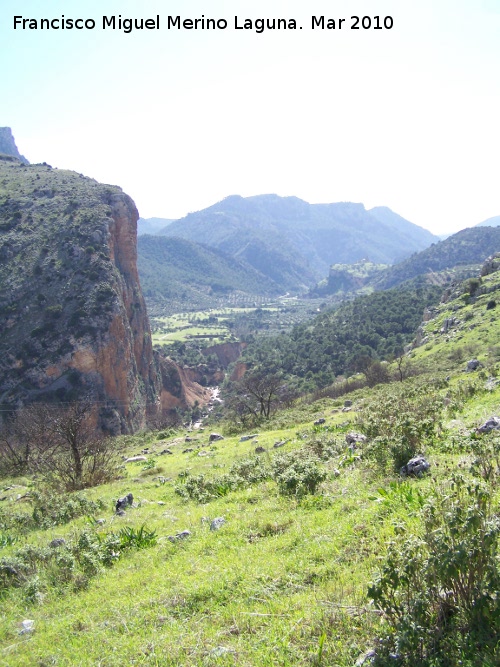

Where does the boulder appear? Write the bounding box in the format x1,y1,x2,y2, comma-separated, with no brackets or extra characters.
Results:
168,529,191,542
209,433,224,442
210,517,226,531
314,418,326,425
49,538,66,548
125,456,147,463
115,492,134,513
466,359,481,372
476,416,500,434
400,456,430,477
255,446,266,453
19,620,35,635
240,434,258,442
346,432,367,448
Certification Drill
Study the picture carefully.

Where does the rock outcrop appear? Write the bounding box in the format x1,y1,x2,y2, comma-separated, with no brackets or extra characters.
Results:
0,127,29,164
201,341,247,368
0,150,207,432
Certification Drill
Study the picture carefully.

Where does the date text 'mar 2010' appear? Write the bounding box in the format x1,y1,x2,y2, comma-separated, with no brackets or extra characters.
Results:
312,16,393,30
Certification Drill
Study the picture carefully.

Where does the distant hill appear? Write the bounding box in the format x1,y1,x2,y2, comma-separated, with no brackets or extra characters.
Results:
373,227,500,290
159,194,438,290
137,235,280,310
237,283,443,389
475,215,500,227
138,217,173,235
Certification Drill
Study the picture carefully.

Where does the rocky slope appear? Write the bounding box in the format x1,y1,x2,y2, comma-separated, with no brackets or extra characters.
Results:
0,154,207,432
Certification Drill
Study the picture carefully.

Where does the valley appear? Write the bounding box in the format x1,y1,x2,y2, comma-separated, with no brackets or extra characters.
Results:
1,132,500,666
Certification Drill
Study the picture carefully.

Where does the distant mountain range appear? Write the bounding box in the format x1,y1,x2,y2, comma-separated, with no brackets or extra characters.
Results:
0,127,29,164
155,194,438,289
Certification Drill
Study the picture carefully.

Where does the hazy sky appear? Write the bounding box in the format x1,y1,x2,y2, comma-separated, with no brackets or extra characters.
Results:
1,0,499,234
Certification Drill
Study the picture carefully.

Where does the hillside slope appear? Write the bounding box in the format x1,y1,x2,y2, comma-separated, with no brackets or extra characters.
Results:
137,235,280,310
373,226,500,289
159,194,438,288
2,262,500,666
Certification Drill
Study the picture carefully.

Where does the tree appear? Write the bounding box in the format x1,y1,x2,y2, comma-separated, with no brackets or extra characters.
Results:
0,401,118,490
226,371,284,424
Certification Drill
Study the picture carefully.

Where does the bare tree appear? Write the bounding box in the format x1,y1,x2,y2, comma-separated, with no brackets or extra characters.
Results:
0,404,56,475
0,401,118,490
227,372,284,423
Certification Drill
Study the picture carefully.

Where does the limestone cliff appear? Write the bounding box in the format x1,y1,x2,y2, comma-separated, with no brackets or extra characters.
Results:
0,153,206,432
0,127,29,164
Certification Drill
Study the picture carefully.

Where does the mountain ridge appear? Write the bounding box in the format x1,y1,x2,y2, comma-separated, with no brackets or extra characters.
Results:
158,194,439,288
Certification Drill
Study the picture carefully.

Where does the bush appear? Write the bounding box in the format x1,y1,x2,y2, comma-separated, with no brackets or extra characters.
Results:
0,523,157,601
359,379,444,471
175,456,271,503
272,451,327,497
369,475,500,665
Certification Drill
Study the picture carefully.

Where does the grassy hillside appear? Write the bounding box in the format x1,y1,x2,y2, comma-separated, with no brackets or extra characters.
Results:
137,235,280,312
1,262,500,666
160,195,438,288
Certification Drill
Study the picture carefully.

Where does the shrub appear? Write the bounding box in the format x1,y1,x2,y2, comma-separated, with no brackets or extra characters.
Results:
359,379,444,471
272,451,327,497
175,456,271,502
31,490,105,530
369,475,500,665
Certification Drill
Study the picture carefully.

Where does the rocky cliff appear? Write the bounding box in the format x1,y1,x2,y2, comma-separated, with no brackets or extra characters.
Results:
0,153,206,432
0,127,29,164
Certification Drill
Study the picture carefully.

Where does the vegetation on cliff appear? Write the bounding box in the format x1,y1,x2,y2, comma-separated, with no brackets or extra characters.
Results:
0,155,158,431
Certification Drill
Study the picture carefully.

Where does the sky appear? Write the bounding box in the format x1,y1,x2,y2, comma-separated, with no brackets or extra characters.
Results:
1,0,499,235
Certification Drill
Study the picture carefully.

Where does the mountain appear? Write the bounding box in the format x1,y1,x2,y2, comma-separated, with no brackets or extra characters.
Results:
374,226,500,290
0,127,29,164
137,235,280,310
159,195,438,289
368,206,435,247
476,215,500,227
0,153,208,432
138,217,173,235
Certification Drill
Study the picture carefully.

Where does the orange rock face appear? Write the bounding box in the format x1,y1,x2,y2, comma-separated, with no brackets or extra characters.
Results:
0,158,208,433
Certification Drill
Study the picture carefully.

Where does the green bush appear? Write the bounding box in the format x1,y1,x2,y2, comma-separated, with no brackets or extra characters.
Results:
360,379,444,471
31,491,105,530
272,451,327,497
175,456,271,503
369,475,500,665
